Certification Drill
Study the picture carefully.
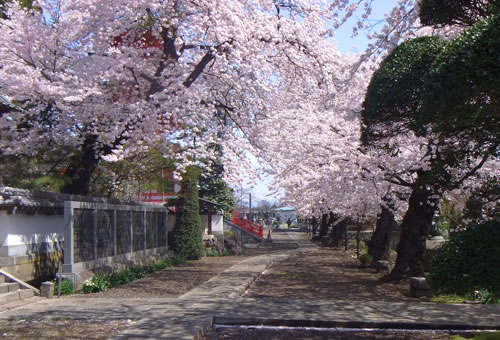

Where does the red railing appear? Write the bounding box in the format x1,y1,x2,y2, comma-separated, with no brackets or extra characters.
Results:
231,212,264,238
139,191,178,203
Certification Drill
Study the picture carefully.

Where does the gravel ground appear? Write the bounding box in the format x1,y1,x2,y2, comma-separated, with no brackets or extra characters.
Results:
244,246,412,302
0,254,252,339
0,319,134,339
1,236,480,339
73,255,245,299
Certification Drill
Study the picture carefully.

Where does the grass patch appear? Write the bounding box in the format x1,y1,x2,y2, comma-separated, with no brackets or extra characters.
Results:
276,271,302,280
431,294,466,304
451,332,500,340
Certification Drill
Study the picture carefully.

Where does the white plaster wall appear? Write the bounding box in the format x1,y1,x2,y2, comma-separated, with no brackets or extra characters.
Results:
166,214,222,234
212,215,223,233
201,214,223,234
0,211,66,256
167,214,176,232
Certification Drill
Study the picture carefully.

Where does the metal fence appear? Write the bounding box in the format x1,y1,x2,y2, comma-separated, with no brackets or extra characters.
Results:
63,200,168,274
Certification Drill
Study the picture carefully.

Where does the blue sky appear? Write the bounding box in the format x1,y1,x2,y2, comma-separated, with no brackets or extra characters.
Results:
247,0,399,204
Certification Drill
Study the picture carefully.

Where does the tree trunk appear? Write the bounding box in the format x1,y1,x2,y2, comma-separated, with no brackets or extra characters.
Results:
61,135,100,195
319,213,329,238
356,222,362,259
312,217,318,235
331,218,347,248
367,204,397,263
387,171,439,280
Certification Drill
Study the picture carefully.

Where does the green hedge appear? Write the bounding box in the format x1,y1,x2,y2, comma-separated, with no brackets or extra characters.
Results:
428,220,500,302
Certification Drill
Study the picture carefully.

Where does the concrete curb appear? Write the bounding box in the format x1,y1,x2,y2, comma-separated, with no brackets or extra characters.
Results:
212,317,500,331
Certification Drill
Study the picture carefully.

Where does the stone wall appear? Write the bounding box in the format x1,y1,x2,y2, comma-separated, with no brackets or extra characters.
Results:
63,201,169,279
0,250,63,285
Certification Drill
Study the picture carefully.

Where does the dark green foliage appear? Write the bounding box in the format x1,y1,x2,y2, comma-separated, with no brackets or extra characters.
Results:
1,152,71,192
172,165,205,260
361,36,448,145
81,275,110,293
206,249,219,257
199,145,235,217
0,0,35,18
428,220,500,300
54,279,73,296
422,16,500,144
419,0,499,27
359,253,373,266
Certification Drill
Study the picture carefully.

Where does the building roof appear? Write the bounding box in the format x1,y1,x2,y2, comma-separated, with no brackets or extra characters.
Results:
273,207,296,212
0,95,21,113
0,186,160,215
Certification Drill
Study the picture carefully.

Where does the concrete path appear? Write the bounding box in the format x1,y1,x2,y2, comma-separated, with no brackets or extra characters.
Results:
0,232,499,339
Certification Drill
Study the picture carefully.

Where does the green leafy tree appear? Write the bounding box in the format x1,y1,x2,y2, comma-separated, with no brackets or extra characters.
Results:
0,0,34,18
198,145,235,218
172,165,204,260
1,150,72,192
361,37,450,278
422,15,500,140
419,0,499,27
361,13,499,278
362,36,448,144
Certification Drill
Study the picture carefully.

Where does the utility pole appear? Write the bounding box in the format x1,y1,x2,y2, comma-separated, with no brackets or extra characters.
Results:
248,193,252,221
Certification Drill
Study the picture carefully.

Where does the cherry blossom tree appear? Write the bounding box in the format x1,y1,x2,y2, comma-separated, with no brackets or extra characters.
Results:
248,0,498,277
0,0,344,195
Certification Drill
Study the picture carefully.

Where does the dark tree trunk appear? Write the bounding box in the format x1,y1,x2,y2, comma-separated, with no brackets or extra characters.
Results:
312,217,319,235
367,204,397,263
331,217,347,248
319,213,328,238
60,135,100,195
356,222,362,259
387,171,439,280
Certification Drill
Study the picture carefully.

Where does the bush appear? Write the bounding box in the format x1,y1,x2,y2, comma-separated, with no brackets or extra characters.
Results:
169,254,187,266
359,253,373,266
54,279,73,296
172,166,205,260
82,275,110,293
206,249,219,257
428,220,500,300
222,248,233,256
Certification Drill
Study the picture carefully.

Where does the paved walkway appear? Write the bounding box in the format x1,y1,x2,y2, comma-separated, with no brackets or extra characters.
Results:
0,232,499,339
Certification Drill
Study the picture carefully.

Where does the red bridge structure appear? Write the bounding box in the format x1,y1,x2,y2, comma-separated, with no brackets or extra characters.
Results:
231,212,264,238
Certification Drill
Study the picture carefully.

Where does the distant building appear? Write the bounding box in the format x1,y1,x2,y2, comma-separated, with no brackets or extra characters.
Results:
273,207,297,224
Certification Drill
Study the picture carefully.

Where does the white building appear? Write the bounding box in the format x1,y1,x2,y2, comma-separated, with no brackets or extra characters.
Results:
273,207,297,224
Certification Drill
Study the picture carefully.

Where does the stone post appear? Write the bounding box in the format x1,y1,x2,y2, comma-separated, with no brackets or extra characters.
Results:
40,282,54,299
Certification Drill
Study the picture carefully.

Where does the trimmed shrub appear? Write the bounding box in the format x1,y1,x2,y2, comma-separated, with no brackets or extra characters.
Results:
172,166,205,260
428,220,500,300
